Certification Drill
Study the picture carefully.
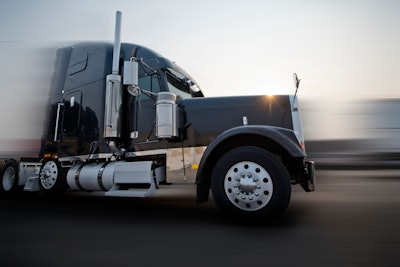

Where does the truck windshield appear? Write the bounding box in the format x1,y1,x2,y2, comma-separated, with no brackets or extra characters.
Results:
165,67,203,99
166,72,192,99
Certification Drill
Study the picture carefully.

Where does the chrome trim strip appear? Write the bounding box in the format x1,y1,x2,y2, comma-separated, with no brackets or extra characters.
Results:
74,164,85,191
289,95,305,146
54,103,64,142
97,162,109,191
125,149,167,157
58,153,113,162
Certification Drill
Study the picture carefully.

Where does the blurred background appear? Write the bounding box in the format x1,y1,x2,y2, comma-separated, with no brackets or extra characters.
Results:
1,2,400,267
1,0,400,164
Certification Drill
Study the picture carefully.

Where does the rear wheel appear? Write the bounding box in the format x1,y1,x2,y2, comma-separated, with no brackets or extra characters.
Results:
0,160,19,194
39,159,67,194
211,146,291,221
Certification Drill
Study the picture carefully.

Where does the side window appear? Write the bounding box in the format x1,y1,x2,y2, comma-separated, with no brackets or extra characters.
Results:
138,74,161,100
166,72,192,99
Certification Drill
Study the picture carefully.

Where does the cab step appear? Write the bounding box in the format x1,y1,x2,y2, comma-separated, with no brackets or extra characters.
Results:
105,183,156,197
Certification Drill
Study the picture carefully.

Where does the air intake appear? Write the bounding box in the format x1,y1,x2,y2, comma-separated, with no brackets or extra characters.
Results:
155,92,178,139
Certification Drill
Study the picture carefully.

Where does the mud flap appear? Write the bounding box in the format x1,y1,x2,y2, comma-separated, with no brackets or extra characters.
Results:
301,161,316,192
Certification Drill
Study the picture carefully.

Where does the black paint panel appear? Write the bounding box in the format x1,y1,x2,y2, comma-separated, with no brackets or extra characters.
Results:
181,95,293,147
129,95,294,152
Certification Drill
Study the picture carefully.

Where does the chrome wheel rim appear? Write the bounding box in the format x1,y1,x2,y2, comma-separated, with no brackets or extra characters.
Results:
40,161,58,189
224,161,273,211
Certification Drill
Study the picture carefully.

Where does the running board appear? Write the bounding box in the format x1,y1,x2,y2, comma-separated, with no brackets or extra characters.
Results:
105,183,156,198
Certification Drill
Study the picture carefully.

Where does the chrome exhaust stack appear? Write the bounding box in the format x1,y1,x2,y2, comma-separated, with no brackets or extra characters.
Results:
104,11,124,154
112,11,122,76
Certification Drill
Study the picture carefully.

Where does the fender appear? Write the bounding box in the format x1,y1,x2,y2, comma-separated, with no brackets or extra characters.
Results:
196,125,306,203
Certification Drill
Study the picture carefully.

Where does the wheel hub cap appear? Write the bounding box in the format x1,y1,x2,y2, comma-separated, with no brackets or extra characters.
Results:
39,161,58,189
224,161,273,211
239,176,256,194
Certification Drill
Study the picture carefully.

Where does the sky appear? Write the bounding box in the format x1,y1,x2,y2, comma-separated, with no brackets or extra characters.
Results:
0,0,399,141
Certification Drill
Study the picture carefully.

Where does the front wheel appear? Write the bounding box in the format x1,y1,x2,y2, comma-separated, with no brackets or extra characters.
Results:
211,146,291,221
39,159,67,194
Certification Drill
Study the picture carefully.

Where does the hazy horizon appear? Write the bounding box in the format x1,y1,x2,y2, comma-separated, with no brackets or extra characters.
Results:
1,0,399,141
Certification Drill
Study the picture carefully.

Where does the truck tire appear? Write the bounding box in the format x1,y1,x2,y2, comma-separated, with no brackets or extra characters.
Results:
38,159,67,194
211,146,291,221
0,160,19,194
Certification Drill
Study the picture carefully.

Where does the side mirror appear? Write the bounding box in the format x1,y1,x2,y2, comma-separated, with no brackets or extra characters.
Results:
123,58,139,87
293,73,300,90
185,79,200,93
292,73,301,111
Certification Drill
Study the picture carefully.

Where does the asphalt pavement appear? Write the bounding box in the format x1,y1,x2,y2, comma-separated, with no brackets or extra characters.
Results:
0,169,399,267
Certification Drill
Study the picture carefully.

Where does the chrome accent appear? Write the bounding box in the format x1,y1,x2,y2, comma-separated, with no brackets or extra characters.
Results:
67,162,115,191
54,103,64,142
97,162,110,191
104,11,123,139
130,131,138,139
224,161,273,211
130,140,160,146
70,96,75,107
58,153,113,163
242,116,248,126
125,149,167,158
104,74,123,138
123,58,139,86
107,140,125,156
74,164,85,191
39,161,59,190
105,161,159,198
112,11,122,75
23,176,40,192
105,184,156,197
292,73,300,111
19,162,42,186
66,161,163,197
156,92,178,139
289,95,305,148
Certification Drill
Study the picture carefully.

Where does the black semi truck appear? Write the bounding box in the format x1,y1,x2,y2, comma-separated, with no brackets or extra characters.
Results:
0,11,315,221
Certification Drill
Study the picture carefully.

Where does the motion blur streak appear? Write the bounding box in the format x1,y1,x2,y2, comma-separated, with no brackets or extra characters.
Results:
0,170,399,267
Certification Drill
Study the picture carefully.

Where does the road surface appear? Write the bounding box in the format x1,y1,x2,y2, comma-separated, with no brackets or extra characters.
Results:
0,169,399,267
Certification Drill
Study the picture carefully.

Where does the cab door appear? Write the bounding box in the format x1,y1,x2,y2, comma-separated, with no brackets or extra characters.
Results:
61,91,82,155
